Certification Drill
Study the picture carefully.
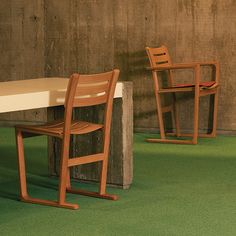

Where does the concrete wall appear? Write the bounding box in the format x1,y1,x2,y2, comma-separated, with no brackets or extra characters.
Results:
1,0,236,132
0,0,46,123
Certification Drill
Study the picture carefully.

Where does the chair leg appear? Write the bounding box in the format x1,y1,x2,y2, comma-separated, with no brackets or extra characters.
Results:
167,92,218,139
21,196,78,210
16,129,78,210
147,92,196,144
99,159,108,195
66,158,117,200
170,109,175,134
155,93,166,139
58,140,69,205
58,143,79,209
16,129,29,199
192,89,200,145
66,186,118,200
172,94,181,137
210,92,219,137
66,169,71,189
97,158,117,200
66,155,117,201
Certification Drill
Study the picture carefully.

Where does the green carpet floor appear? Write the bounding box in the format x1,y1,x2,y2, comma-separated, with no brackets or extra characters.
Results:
0,128,236,236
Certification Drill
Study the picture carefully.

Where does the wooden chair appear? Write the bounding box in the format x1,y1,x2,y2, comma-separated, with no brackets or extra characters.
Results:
15,69,120,209
146,45,219,144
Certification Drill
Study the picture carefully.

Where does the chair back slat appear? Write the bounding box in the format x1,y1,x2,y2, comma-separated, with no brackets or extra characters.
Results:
67,71,114,108
64,70,119,125
146,45,172,67
73,94,107,107
74,82,108,97
78,73,112,84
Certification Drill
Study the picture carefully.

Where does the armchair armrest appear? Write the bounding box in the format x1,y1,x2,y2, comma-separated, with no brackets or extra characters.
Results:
146,63,198,71
146,61,219,84
146,61,219,71
196,61,219,67
198,61,220,84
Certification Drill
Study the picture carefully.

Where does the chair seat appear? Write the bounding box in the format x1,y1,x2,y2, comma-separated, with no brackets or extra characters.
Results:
16,120,103,137
174,81,216,88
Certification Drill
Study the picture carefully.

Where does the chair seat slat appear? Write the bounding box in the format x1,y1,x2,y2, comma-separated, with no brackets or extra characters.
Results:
17,120,103,137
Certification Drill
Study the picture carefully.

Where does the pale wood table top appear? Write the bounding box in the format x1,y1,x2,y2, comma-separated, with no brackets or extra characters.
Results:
0,78,123,113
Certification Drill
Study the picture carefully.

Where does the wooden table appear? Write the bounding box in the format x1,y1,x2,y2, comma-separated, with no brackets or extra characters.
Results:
0,78,133,189
0,78,123,113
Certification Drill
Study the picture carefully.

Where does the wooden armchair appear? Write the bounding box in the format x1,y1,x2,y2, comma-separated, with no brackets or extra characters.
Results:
146,45,219,144
15,70,120,209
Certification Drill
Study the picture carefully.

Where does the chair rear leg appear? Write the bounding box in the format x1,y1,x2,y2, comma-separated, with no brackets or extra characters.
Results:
15,129,29,200
155,93,166,139
211,92,219,137
192,89,200,145
172,94,181,137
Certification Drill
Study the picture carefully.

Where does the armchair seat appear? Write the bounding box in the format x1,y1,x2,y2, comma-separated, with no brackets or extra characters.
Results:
174,81,216,88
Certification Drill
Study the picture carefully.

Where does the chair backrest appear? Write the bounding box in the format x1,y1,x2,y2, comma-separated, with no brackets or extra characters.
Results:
146,45,172,67
146,46,173,88
63,70,120,143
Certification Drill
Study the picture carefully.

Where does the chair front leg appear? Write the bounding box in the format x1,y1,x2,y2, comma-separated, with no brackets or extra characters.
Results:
155,92,166,139
99,157,108,195
15,129,29,200
58,145,70,203
193,65,200,144
58,137,79,209
211,91,219,137
66,169,71,189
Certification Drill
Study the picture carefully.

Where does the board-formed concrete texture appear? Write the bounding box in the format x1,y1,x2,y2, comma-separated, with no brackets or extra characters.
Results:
0,0,236,132
0,0,46,122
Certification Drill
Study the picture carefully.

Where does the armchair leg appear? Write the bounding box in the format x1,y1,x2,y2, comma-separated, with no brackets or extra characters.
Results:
172,94,181,137
155,93,166,139
166,132,216,138
211,92,219,137
146,138,194,145
192,69,200,145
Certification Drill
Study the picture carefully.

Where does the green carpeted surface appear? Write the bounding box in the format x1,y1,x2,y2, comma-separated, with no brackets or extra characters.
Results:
0,128,236,236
